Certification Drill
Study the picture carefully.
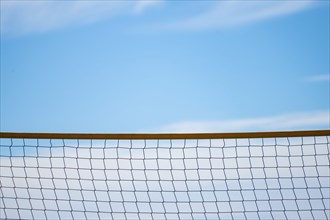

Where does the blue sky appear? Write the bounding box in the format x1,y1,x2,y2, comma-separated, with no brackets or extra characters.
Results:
0,0,329,133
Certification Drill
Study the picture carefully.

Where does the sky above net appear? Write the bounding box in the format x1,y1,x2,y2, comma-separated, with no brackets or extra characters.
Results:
0,0,329,133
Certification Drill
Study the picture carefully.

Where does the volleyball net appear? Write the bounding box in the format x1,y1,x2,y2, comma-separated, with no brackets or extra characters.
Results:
0,130,329,220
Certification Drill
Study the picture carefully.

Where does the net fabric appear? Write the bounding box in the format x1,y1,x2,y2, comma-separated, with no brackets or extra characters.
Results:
0,136,329,220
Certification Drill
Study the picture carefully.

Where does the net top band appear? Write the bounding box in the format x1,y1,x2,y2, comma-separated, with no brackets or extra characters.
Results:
0,130,329,140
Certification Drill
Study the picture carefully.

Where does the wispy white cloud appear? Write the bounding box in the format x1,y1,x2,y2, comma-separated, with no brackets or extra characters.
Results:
134,0,163,14
0,0,165,36
305,74,330,82
159,111,329,133
0,1,132,35
1,1,316,35
162,1,314,31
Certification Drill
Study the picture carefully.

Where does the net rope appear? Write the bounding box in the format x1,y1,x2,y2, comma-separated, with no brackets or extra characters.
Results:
0,135,329,219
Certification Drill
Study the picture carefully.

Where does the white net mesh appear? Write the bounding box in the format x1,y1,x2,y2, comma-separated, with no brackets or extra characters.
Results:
1,134,329,219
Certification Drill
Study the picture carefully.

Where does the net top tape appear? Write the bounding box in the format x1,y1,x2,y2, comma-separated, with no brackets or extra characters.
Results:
1,130,329,140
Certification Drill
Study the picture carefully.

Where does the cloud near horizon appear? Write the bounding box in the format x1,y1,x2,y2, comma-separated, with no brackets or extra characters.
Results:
305,74,330,82
158,111,329,133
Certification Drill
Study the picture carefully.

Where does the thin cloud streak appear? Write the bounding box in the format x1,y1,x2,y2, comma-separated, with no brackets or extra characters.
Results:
161,1,313,31
305,74,330,82
0,1,130,35
0,0,163,36
1,0,316,35
159,111,330,133
133,0,163,14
